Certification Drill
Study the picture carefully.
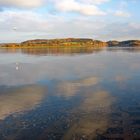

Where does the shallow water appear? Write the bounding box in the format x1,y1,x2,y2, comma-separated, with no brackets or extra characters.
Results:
0,47,140,140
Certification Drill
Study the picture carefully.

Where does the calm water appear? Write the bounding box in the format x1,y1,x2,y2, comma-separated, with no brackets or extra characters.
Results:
0,47,140,140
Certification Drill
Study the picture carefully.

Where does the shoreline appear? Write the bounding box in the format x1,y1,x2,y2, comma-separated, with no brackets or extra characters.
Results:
0,38,140,48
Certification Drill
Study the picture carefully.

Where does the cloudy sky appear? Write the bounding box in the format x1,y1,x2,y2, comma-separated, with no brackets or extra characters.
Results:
0,0,140,43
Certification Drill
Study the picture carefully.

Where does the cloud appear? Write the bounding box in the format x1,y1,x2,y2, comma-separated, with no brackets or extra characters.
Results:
0,10,49,32
115,10,131,17
0,0,43,8
0,7,140,42
0,10,106,42
0,0,109,15
53,0,106,16
98,22,140,41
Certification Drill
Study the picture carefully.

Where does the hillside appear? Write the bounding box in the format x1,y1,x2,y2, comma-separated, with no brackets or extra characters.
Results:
108,40,140,47
21,38,107,48
0,38,140,48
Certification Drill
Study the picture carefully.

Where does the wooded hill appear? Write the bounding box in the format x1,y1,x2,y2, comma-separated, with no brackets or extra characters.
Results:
0,38,140,48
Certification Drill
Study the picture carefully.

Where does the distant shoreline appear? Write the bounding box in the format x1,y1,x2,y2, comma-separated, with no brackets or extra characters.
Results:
0,38,140,48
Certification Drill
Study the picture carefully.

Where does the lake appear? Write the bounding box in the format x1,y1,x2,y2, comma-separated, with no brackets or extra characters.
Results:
0,47,140,140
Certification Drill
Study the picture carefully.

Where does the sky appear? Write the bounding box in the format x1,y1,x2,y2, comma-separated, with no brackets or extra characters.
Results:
0,0,140,43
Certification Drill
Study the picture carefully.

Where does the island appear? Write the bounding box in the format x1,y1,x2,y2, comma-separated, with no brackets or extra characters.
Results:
0,38,140,48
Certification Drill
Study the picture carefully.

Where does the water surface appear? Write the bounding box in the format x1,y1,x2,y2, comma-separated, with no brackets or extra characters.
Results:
0,47,140,140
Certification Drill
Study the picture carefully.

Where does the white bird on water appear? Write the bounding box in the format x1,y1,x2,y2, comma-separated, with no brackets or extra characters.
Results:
13,27,17,31
16,62,19,70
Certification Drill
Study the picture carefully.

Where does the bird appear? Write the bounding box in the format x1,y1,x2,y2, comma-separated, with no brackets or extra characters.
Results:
15,62,19,70
13,27,17,31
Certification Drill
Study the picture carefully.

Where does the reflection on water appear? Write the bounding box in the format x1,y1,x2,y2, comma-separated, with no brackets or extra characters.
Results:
0,47,103,56
56,77,99,98
0,47,140,140
62,90,115,140
0,85,45,120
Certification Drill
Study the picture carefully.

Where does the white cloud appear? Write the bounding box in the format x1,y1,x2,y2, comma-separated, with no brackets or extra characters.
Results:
0,6,139,43
97,21,140,41
0,0,108,16
0,10,49,32
53,0,106,16
0,0,43,8
115,10,131,17
0,0,109,10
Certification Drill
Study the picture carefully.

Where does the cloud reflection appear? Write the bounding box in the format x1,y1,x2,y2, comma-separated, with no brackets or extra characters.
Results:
57,77,99,98
0,85,45,120
63,90,115,139
114,75,128,83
